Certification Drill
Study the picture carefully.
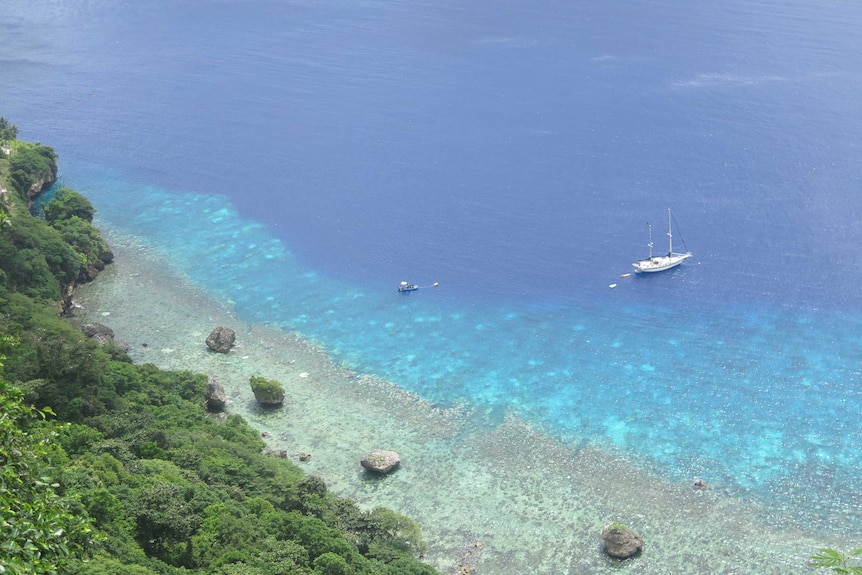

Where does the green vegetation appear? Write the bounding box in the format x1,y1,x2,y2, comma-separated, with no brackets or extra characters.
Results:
0,123,441,574
249,375,286,406
43,188,96,224
0,116,17,142
6,141,57,201
0,125,111,302
810,548,862,574
0,345,95,575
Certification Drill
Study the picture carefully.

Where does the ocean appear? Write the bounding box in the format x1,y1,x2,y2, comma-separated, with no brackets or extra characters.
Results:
4,0,862,571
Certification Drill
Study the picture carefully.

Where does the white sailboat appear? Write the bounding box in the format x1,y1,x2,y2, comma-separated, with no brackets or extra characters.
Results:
632,208,692,273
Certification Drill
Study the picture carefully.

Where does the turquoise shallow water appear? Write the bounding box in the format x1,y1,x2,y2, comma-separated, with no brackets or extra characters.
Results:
69,228,851,574
67,165,862,539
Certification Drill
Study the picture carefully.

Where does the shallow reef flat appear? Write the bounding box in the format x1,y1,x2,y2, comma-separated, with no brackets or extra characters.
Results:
71,226,852,575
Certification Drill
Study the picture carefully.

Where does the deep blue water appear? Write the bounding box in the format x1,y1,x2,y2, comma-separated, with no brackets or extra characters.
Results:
4,0,862,532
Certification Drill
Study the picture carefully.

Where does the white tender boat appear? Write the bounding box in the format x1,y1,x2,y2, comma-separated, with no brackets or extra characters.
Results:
632,208,692,273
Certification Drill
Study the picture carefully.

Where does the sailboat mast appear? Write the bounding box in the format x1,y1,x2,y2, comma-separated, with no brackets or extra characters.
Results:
667,208,673,255
647,223,653,258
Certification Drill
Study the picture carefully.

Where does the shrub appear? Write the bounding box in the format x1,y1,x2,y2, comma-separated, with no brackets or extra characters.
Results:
43,187,96,223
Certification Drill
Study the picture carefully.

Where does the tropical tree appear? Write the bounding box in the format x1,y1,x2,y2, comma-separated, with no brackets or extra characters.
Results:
43,187,96,224
0,342,97,573
810,548,862,574
0,116,17,142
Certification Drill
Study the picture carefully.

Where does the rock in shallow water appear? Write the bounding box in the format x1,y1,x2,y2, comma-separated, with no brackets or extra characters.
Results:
360,449,401,474
206,326,235,353
601,523,644,559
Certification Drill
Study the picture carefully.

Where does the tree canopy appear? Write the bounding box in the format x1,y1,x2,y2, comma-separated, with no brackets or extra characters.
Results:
44,188,96,224
0,116,17,141
7,142,57,200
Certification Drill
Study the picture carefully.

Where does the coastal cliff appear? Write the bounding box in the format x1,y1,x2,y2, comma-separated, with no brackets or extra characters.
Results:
24,151,58,206
0,135,113,314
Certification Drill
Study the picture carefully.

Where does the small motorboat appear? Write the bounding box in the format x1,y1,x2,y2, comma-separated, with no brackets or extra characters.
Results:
398,281,438,293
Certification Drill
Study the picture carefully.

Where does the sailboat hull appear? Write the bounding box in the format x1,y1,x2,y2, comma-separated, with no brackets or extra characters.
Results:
632,252,692,273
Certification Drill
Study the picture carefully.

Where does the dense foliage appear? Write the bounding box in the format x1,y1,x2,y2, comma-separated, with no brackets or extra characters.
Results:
0,348,95,575
0,116,17,142
6,141,57,201
0,143,111,302
43,188,96,224
0,124,440,575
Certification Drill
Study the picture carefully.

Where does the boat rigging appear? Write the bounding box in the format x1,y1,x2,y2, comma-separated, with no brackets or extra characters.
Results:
632,208,692,273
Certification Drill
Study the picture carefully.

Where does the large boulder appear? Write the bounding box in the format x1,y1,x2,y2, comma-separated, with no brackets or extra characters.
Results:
206,326,235,353
205,376,226,412
249,376,285,407
360,449,401,474
81,322,115,345
601,523,644,559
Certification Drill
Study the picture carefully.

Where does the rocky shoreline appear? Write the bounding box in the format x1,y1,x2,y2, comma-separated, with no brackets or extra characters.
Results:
69,226,847,575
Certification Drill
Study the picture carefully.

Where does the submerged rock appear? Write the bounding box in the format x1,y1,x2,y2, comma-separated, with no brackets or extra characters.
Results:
454,540,483,575
601,523,644,559
361,449,401,474
206,326,235,353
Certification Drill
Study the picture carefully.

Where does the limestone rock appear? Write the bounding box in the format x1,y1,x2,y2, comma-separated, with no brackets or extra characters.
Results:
206,326,235,353
360,449,401,474
250,376,284,407
24,158,58,207
79,249,115,283
81,322,115,345
99,248,115,265
205,376,226,412
601,523,644,559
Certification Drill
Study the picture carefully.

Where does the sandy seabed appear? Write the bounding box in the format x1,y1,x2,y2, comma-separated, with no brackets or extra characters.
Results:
69,227,847,575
